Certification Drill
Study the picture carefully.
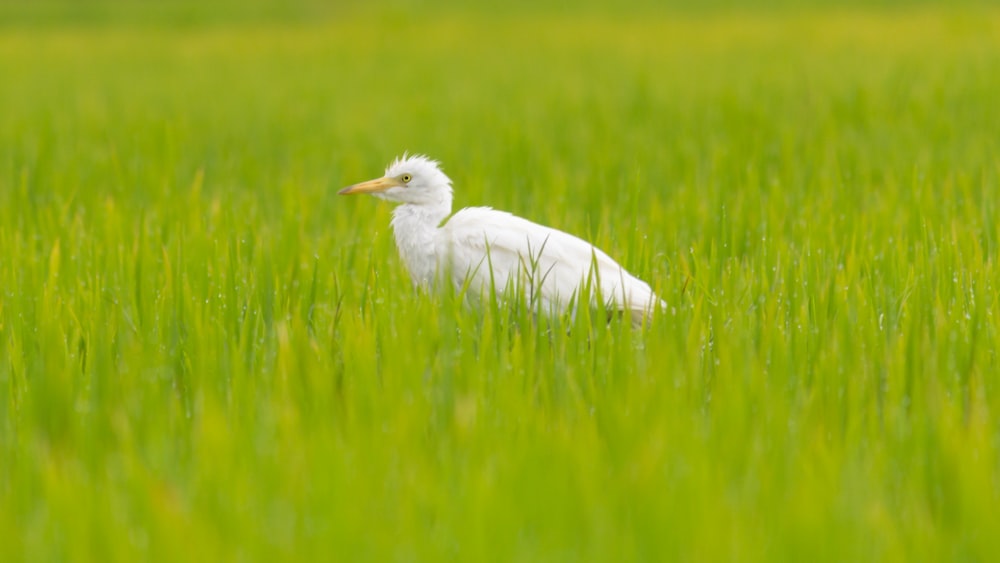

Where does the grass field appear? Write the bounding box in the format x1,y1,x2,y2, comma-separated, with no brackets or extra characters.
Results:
2,1,1000,560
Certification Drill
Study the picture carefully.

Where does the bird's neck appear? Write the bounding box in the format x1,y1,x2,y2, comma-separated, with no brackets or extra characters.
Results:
390,199,452,287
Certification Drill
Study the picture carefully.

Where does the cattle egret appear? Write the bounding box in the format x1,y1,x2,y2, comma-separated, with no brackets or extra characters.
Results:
339,154,665,326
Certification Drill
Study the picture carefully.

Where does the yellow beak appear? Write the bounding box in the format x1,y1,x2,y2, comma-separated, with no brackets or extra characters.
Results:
338,176,402,195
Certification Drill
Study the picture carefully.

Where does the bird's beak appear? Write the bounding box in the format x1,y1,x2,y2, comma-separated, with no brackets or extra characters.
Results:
338,176,401,195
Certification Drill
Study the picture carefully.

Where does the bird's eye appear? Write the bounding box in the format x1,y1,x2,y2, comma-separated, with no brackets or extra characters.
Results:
401,174,412,183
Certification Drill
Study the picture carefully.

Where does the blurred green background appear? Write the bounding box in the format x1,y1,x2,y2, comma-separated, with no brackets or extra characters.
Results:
2,0,999,561
0,0,996,25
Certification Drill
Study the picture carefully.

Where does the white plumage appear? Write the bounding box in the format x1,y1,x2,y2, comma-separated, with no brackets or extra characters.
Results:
339,154,664,325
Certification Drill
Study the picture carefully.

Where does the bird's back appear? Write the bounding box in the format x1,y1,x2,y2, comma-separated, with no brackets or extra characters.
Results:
438,207,663,324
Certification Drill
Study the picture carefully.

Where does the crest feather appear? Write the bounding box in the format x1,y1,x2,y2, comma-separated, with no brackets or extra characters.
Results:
385,153,444,177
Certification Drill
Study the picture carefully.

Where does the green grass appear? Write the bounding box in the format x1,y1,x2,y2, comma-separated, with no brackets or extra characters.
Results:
2,3,1000,561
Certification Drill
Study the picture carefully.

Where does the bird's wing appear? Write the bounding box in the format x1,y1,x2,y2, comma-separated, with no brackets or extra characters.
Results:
439,207,662,319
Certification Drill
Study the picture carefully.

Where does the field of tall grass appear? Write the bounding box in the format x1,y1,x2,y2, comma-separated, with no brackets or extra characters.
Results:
2,1,999,560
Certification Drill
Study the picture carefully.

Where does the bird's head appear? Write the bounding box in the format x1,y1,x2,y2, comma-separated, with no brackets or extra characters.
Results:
339,154,452,205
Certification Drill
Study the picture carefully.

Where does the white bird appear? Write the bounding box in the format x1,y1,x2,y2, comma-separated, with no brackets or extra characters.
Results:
339,154,665,326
